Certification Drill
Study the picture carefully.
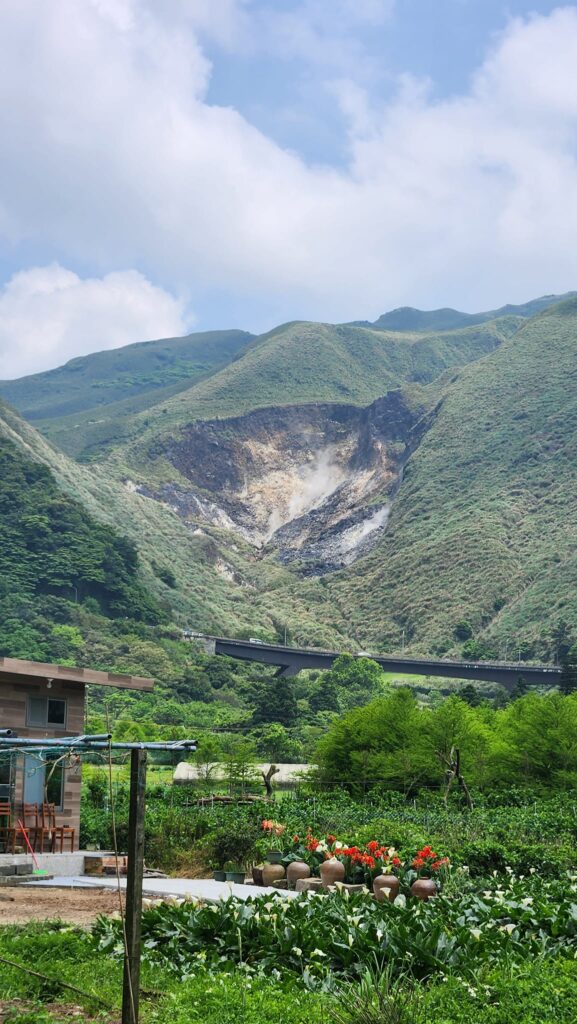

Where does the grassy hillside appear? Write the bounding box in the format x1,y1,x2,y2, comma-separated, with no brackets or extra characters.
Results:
117,317,515,471
330,297,577,658
0,329,253,460
0,400,348,649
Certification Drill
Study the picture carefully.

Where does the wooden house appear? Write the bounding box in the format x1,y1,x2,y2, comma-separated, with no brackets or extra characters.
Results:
0,656,153,851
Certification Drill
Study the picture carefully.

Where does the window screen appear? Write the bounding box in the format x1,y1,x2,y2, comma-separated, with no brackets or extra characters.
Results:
27,697,46,726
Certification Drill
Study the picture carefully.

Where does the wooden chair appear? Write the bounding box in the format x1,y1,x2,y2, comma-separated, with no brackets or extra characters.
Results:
41,803,75,853
20,802,51,853
0,802,16,854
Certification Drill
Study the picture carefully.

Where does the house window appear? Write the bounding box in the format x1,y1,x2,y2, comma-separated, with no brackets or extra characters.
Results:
27,697,67,728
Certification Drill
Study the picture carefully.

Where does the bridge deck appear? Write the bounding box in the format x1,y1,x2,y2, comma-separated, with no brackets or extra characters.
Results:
196,635,560,692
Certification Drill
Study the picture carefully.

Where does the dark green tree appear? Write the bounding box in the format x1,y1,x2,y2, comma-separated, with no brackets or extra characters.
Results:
460,683,481,707
252,678,298,727
310,676,340,713
323,654,387,711
512,675,528,700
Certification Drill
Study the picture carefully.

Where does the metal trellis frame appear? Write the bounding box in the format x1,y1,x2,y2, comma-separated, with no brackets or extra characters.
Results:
0,733,197,1024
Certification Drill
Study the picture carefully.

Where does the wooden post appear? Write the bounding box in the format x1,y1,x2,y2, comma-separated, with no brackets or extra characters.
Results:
122,748,147,1024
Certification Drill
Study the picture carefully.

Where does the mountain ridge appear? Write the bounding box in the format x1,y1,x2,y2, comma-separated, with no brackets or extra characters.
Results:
351,292,575,333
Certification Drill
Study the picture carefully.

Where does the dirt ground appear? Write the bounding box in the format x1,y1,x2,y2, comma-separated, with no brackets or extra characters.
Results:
0,886,125,926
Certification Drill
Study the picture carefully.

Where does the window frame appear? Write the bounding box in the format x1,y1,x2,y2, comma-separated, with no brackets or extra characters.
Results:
26,696,68,729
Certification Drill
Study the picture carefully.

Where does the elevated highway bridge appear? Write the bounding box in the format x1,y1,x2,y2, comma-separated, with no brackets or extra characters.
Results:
194,635,561,692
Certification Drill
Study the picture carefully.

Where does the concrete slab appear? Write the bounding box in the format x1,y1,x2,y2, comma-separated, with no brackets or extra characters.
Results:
24,875,298,902
0,851,115,876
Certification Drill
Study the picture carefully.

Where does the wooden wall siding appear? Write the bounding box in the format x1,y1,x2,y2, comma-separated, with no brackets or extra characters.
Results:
0,656,153,690
0,677,85,848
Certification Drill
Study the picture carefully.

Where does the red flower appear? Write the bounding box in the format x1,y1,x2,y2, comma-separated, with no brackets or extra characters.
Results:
326,834,337,844
432,857,449,871
342,846,359,858
366,840,379,853
392,856,401,868
412,856,425,869
418,846,436,860
293,835,300,843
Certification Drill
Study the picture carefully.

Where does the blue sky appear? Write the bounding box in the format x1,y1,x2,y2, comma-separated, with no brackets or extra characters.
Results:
206,0,564,164
0,0,576,377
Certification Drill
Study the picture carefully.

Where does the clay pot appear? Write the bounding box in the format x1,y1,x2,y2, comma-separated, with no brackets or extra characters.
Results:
262,863,286,887
411,878,437,901
252,864,264,886
286,861,311,888
320,857,346,888
373,874,400,903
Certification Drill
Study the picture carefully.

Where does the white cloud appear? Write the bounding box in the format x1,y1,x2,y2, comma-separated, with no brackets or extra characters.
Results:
0,1,576,342
0,266,188,378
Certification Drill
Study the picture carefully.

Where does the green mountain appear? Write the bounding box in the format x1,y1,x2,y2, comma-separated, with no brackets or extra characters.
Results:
353,293,574,333
0,329,253,460
1,293,576,669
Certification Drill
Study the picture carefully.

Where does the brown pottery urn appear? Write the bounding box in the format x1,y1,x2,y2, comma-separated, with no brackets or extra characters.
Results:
320,857,346,887
286,861,311,888
373,873,400,903
262,863,286,887
410,878,437,901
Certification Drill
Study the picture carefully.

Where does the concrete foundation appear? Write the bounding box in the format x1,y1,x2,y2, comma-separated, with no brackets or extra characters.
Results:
0,850,114,876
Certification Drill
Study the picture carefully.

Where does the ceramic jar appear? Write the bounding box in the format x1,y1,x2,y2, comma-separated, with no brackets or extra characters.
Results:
286,861,311,888
373,873,400,903
411,878,437,901
262,863,286,887
320,857,346,887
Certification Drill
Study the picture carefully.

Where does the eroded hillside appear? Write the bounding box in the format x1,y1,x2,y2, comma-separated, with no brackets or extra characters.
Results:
125,390,422,573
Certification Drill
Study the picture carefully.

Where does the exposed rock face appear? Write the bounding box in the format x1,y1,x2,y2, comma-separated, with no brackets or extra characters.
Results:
136,391,418,573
